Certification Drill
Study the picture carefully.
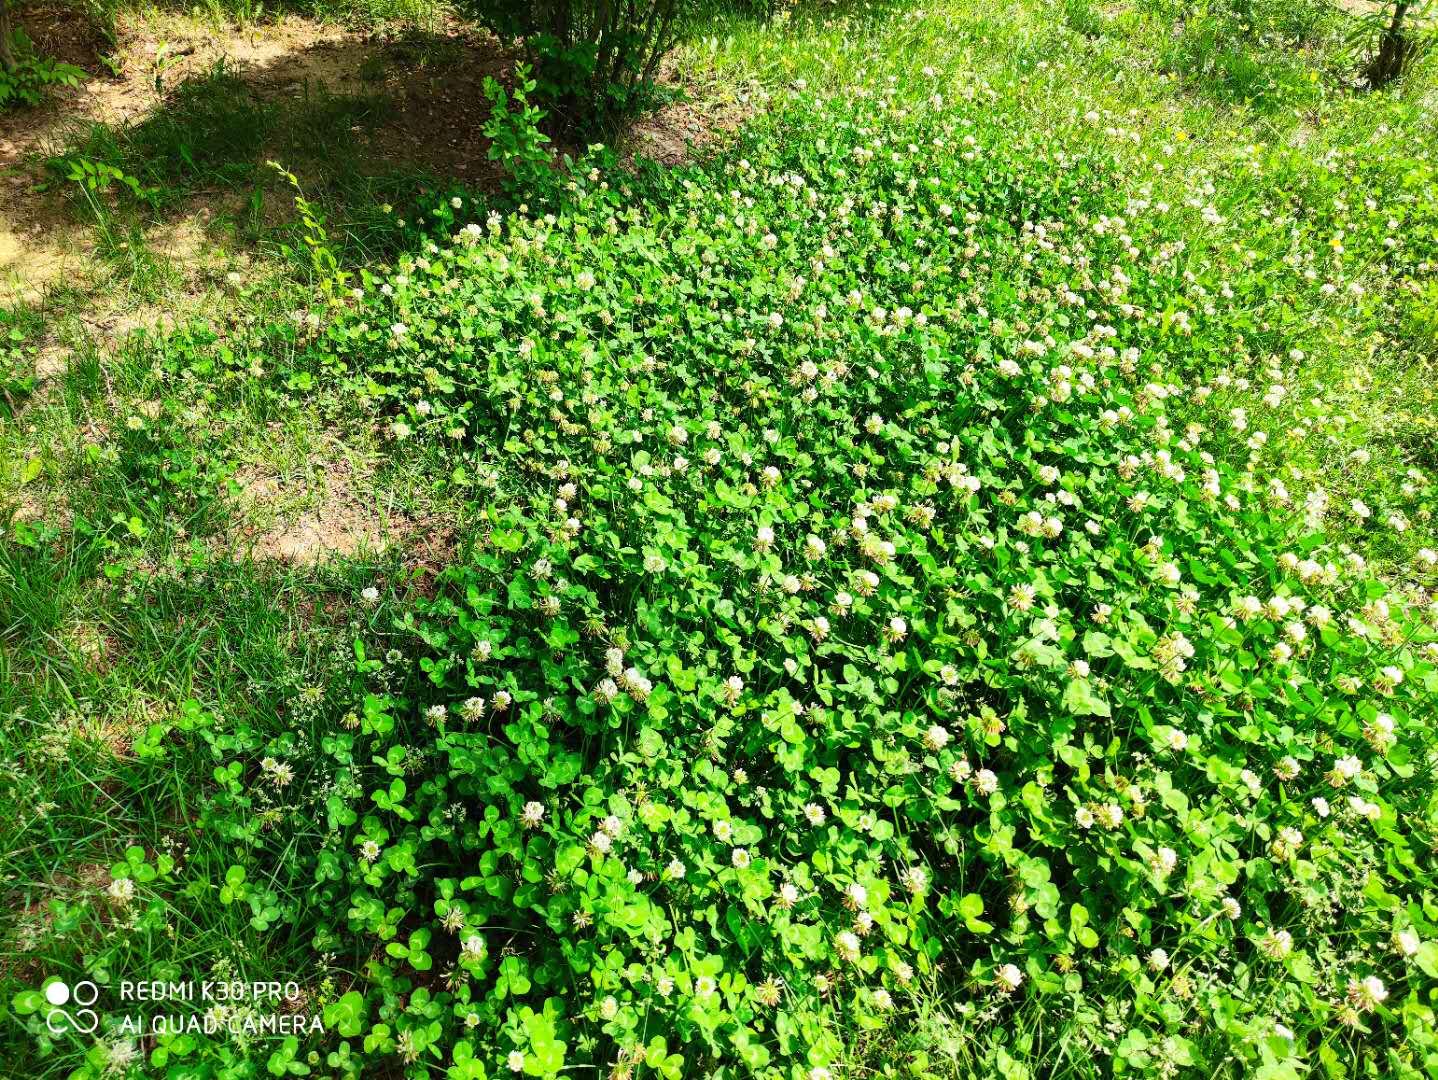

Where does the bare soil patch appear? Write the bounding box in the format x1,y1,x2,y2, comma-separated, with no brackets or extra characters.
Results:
226,431,415,564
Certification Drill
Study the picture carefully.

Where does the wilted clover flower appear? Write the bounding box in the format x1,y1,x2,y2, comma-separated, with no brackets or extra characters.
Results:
1346,975,1388,1012
1095,803,1124,829
722,676,744,704
755,977,783,1007
1148,846,1178,877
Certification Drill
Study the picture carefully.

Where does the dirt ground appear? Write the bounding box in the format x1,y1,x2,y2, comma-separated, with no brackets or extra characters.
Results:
0,6,750,307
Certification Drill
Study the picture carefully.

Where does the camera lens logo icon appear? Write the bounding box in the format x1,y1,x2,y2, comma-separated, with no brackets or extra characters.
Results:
44,981,100,1035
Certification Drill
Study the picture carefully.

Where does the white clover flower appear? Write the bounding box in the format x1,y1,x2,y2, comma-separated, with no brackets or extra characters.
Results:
835,931,862,963
521,801,545,828
994,963,1024,992
924,725,950,751
106,1041,140,1073
1393,930,1421,958
1330,755,1363,785
507,1050,526,1072
1150,846,1178,877
1259,928,1293,960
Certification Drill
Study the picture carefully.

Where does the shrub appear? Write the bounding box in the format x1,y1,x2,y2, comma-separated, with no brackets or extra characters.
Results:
463,0,689,128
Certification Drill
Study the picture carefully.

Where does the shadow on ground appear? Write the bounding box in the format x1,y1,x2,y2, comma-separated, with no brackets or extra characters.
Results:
0,5,751,309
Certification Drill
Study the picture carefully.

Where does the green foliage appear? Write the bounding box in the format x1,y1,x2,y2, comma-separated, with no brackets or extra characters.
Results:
5,3,1438,1080
245,68,1436,1078
64,157,160,205
1138,0,1345,107
482,64,556,192
0,27,85,109
0,322,38,415
271,160,351,296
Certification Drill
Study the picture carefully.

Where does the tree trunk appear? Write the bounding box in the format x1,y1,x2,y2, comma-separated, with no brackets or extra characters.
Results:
1368,1,1413,87
0,0,19,72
